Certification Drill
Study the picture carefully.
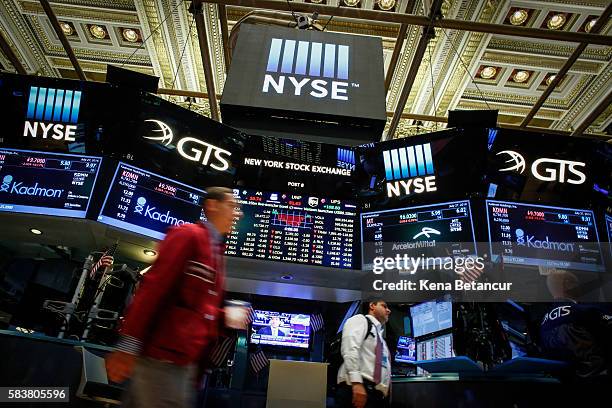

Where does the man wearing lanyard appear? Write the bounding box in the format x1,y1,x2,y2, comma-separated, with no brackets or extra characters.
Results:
337,298,392,408
105,187,244,408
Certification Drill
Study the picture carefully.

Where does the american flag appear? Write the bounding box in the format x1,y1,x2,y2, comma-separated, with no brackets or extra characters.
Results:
310,313,325,332
209,334,236,367
89,243,118,280
250,348,269,374
460,260,484,283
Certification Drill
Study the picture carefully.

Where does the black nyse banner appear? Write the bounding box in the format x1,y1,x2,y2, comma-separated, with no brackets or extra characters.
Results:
221,25,386,142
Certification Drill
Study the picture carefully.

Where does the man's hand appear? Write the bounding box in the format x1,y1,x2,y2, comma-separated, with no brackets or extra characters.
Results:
105,350,136,383
352,383,367,408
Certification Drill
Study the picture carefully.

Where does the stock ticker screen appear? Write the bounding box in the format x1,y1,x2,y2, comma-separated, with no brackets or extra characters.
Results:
361,200,477,268
226,189,357,269
98,162,206,240
0,148,101,218
486,200,604,272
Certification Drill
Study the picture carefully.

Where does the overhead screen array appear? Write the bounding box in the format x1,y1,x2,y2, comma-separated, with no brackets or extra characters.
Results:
0,148,101,218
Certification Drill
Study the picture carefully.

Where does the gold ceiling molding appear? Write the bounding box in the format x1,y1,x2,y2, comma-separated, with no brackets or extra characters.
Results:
456,100,563,120
2,0,56,76
536,0,610,7
480,51,602,74
462,88,570,109
49,56,155,75
225,7,399,38
0,26,29,72
205,3,227,92
140,0,173,88
488,38,611,61
557,62,612,130
19,1,140,24
26,15,151,65
386,23,421,110
590,102,612,132
47,0,137,11
159,0,185,88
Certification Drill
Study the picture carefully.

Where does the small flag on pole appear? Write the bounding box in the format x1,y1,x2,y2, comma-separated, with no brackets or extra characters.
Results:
250,348,269,374
311,313,325,332
89,243,118,280
209,334,236,367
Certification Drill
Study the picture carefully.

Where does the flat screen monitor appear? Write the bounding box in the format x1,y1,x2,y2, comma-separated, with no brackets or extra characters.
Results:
250,309,311,349
416,333,454,361
410,297,453,338
97,162,206,240
0,148,101,218
486,200,604,272
395,336,416,363
361,200,476,269
606,214,612,257
226,189,358,269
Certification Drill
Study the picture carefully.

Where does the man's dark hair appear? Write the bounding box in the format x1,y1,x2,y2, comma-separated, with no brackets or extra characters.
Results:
361,297,385,314
204,186,233,202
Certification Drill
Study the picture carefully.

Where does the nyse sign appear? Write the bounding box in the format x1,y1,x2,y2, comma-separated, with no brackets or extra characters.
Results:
23,86,82,142
497,150,586,185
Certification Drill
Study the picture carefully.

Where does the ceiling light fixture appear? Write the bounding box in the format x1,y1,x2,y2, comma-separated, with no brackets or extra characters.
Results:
509,9,528,26
546,74,557,86
29,228,42,235
378,0,396,11
122,28,139,42
143,249,157,257
480,66,497,79
60,22,74,36
89,25,107,39
513,70,530,83
585,18,597,33
281,274,294,281
343,0,360,7
310,0,325,3
547,14,566,30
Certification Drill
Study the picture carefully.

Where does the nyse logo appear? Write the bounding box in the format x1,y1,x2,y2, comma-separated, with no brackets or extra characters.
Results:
337,148,355,171
262,38,353,101
23,86,82,141
497,150,586,185
384,143,437,198
141,119,231,171
133,196,187,226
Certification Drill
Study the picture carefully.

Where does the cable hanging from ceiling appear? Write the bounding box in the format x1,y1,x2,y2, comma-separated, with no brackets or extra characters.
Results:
120,0,187,68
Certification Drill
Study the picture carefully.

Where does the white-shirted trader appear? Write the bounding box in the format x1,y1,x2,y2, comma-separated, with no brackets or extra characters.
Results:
336,298,391,408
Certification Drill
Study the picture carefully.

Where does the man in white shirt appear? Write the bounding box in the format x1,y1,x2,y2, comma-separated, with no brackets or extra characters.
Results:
336,298,391,408
257,316,286,337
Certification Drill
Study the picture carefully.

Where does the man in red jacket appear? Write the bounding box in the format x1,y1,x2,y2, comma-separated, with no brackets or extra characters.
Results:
105,186,242,407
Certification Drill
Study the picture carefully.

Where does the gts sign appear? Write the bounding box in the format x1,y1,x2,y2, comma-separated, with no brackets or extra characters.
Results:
263,38,352,101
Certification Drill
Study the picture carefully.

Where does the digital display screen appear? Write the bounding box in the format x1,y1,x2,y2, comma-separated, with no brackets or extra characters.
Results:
395,336,416,363
250,309,311,349
416,333,454,361
226,189,357,269
486,200,604,272
361,200,477,269
0,148,101,218
98,163,206,240
410,298,453,338
606,215,612,257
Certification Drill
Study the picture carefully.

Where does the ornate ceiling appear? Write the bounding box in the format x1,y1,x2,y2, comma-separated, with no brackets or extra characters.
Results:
0,0,610,139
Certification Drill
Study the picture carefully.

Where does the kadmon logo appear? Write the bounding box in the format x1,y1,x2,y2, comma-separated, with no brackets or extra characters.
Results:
263,38,355,101
384,143,437,198
23,86,82,142
133,196,187,226
0,175,64,197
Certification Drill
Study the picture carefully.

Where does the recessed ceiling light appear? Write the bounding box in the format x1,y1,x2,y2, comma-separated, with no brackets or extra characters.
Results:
378,0,395,11
585,18,597,33
509,9,528,26
143,249,157,257
30,228,42,235
343,0,360,7
480,66,497,79
122,28,139,43
60,22,74,36
89,25,107,39
513,70,530,83
281,274,294,281
547,14,566,30
546,74,557,86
